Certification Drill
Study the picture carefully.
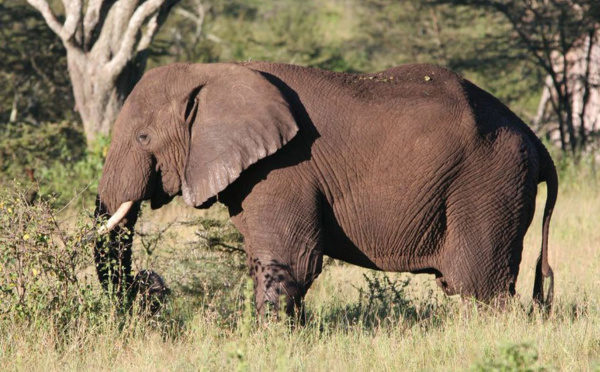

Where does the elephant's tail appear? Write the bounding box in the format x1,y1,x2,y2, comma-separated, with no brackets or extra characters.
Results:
533,142,557,313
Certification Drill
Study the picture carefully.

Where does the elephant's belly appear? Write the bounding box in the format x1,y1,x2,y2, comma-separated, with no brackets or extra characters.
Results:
322,232,382,270
322,198,445,273
323,245,438,273
323,237,440,273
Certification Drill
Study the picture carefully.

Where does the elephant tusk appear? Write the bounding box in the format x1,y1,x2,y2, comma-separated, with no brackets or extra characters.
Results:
98,201,134,235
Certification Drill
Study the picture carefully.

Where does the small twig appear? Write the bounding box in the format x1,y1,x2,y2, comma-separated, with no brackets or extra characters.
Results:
57,182,93,216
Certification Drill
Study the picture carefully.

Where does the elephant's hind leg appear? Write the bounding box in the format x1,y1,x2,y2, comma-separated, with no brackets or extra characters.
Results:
439,199,533,306
440,138,537,305
438,219,526,304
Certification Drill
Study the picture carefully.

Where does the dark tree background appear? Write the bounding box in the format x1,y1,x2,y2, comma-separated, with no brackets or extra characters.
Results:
1,0,598,197
0,1,72,124
440,0,600,155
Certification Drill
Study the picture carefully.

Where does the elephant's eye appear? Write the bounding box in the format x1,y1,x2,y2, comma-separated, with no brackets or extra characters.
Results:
137,133,150,146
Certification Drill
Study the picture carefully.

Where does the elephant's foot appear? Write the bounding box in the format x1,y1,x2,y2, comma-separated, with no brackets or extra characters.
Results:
248,257,306,322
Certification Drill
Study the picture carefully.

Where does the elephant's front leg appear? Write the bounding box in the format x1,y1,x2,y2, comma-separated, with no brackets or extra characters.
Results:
232,188,324,321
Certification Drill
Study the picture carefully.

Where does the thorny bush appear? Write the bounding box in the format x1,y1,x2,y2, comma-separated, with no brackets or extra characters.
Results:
0,184,105,329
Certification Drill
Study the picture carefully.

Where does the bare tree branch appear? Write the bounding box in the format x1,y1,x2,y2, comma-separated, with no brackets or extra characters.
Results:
29,56,55,90
104,0,164,78
442,0,600,153
576,27,597,146
26,0,66,40
82,0,107,50
61,0,83,44
175,0,206,43
137,12,159,52
175,7,198,22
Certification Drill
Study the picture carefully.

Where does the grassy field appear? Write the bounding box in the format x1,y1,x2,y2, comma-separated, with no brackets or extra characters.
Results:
1,166,599,371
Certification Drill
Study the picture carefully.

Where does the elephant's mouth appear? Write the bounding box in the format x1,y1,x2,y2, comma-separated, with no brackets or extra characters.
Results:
149,172,175,210
97,165,170,234
142,161,178,210
152,163,216,210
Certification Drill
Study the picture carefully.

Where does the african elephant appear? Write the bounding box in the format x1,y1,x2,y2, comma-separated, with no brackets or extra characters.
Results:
94,62,557,318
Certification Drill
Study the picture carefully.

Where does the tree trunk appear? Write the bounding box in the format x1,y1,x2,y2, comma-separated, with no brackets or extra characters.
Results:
534,29,600,154
67,51,147,144
27,0,179,146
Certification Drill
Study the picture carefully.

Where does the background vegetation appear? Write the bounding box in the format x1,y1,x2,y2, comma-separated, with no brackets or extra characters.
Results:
1,0,599,370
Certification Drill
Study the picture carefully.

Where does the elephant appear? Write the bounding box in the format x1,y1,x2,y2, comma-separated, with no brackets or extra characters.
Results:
94,61,557,319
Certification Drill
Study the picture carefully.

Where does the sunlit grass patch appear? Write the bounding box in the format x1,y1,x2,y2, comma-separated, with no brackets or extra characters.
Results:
1,161,599,371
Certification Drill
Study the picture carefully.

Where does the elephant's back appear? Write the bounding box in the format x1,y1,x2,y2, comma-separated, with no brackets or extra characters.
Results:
337,63,472,112
246,61,468,103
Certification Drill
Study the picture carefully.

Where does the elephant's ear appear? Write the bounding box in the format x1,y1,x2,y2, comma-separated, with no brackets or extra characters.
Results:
181,64,298,207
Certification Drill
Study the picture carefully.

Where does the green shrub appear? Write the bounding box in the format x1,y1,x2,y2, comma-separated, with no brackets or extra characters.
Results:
0,121,86,177
355,272,416,326
0,184,104,329
471,343,547,372
0,183,188,345
308,271,441,330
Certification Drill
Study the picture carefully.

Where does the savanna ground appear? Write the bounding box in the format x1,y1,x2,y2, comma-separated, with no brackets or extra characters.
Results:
1,157,599,372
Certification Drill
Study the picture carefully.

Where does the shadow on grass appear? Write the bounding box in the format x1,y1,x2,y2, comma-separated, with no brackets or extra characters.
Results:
302,272,451,334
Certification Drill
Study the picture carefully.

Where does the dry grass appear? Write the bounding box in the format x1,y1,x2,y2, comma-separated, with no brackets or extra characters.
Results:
1,170,599,371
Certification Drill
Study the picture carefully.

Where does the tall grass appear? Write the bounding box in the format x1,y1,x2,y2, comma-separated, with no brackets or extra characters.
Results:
0,161,599,371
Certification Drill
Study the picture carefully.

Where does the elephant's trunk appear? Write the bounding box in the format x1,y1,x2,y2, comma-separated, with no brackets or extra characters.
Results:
94,195,140,295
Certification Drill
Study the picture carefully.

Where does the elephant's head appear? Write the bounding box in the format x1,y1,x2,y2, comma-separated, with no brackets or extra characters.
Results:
93,63,298,294
96,63,299,231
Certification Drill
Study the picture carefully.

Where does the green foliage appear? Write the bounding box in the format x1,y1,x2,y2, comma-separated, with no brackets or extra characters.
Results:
175,214,246,295
544,139,599,192
443,0,600,153
135,208,248,325
306,270,445,331
228,277,255,372
37,141,106,206
155,0,366,71
0,2,597,369
471,343,547,372
189,215,245,253
0,121,85,175
349,272,446,330
0,184,185,345
0,0,587,159
0,121,106,207
0,185,102,328
355,272,416,326
152,0,543,117
0,177,599,369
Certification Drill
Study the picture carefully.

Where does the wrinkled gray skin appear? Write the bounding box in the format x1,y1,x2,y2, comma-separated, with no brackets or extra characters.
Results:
95,62,557,319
